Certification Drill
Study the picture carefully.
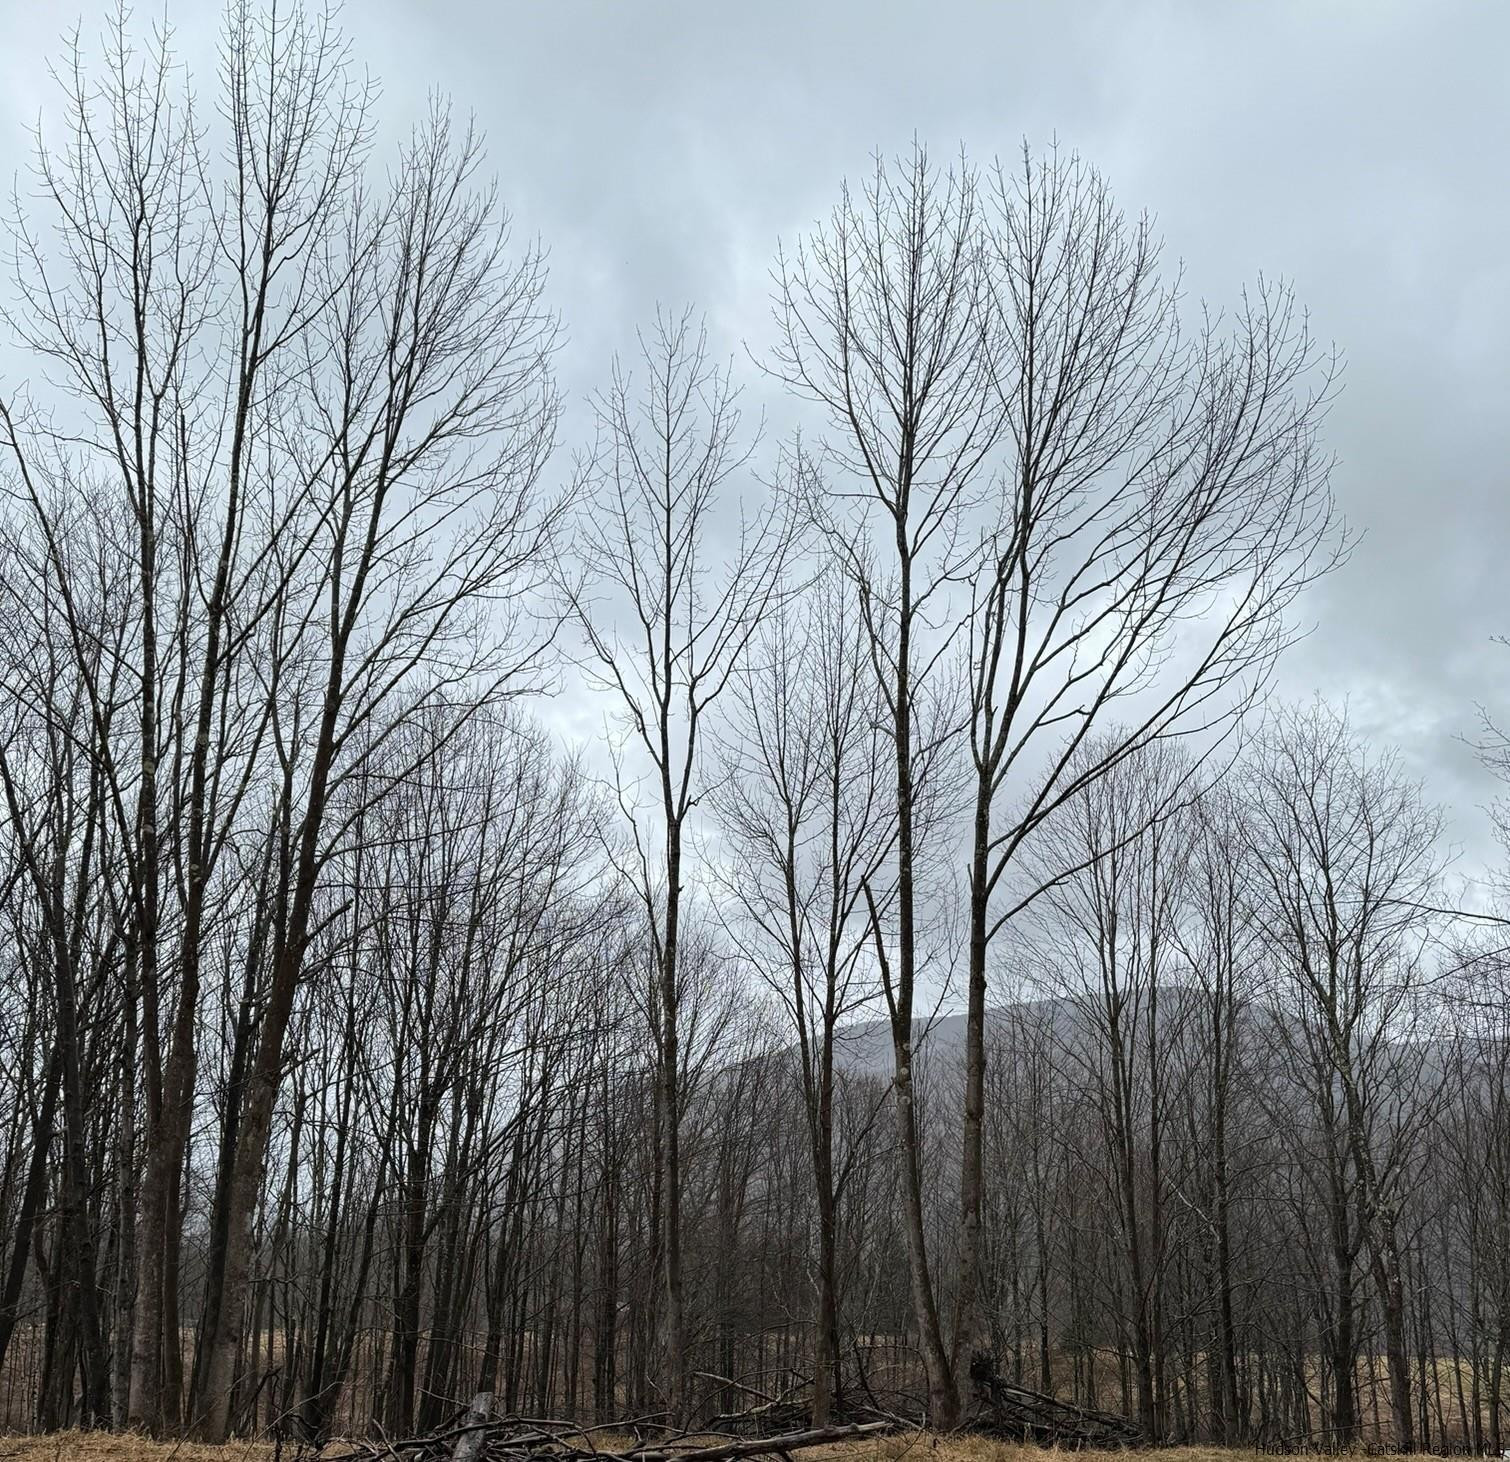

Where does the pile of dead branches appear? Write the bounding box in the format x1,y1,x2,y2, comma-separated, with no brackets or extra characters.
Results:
966,1353,1142,1449
700,1366,922,1437
309,1361,1142,1461
706,1398,910,1437
312,1394,896,1462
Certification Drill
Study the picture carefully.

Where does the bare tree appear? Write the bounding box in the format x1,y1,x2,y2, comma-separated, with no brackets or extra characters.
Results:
1171,782,1264,1441
0,502,130,1426
711,573,893,1423
1244,700,1444,1449
1027,740,1199,1438
569,310,794,1423
770,137,1343,1423
952,147,1345,1373
0,16,212,1424
770,144,999,1426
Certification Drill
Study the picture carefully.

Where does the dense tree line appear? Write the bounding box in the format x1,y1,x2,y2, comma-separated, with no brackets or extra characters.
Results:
0,7,1502,1451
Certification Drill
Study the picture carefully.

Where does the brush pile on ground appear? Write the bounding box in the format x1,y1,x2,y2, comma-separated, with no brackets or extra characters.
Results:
706,1396,911,1436
311,1397,894,1462
965,1354,1143,1448
310,1360,1142,1462
705,1357,1141,1449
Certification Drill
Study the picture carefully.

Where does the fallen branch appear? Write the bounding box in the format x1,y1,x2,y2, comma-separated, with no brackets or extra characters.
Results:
627,1420,893,1462
314,1411,894,1462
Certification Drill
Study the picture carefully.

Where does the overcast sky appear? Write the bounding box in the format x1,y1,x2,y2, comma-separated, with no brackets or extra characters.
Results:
2,0,1506,883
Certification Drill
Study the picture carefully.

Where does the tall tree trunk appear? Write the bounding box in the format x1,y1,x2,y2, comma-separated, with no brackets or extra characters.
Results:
0,1041,61,1379
658,823,687,1425
952,792,990,1368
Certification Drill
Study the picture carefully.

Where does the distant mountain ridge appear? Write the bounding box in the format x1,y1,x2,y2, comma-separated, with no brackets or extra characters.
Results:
829,996,1074,1079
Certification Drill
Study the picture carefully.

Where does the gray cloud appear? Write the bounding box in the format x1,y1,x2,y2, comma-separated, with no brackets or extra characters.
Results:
2,0,1505,875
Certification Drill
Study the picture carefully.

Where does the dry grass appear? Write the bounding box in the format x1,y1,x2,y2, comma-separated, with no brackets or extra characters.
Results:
817,1446,1452,1462
0,1433,276,1461
0,1437,1465,1462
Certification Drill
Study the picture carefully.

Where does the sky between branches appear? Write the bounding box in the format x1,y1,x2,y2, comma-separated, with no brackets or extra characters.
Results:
1,0,1505,884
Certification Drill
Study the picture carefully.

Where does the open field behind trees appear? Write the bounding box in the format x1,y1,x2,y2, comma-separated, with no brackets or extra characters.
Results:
1,1,1508,1456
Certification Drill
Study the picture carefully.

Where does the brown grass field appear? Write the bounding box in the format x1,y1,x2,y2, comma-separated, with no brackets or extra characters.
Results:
0,1438,1471,1462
